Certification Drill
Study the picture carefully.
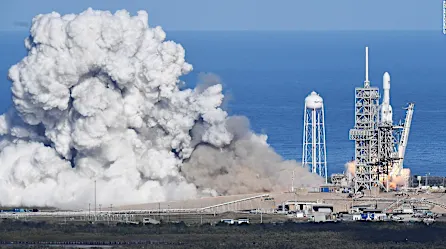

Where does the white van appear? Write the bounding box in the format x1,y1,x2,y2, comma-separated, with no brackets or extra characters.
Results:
220,219,235,225
237,218,250,225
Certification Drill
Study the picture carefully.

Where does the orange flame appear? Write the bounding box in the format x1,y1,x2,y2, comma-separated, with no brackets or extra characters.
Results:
382,168,411,190
345,161,355,175
343,160,411,190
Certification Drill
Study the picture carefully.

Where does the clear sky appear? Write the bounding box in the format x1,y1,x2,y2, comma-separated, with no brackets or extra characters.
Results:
1,0,443,31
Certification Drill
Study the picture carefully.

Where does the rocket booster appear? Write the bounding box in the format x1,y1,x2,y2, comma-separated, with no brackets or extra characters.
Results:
381,72,393,123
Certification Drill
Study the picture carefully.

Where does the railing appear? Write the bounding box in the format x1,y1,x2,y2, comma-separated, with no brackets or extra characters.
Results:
199,194,269,211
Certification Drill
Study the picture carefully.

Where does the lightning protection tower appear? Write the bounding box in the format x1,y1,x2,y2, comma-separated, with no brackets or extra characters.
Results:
302,91,327,183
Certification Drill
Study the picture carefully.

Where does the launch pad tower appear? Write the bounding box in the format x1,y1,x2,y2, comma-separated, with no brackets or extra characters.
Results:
349,47,414,193
349,47,381,192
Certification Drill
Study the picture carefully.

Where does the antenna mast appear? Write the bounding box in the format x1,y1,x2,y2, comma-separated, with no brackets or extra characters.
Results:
365,47,370,87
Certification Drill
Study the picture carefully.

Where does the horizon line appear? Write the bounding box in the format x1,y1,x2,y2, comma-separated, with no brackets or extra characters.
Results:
0,28,441,33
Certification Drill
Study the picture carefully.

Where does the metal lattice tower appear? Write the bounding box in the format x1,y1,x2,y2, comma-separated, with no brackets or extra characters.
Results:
302,91,327,183
378,124,396,190
349,47,381,192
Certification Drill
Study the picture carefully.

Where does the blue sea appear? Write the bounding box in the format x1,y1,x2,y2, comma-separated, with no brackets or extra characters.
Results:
0,30,445,176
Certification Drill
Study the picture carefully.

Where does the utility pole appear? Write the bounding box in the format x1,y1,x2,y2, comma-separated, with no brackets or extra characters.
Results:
291,170,295,192
257,199,263,224
94,180,97,216
260,208,263,224
88,203,91,221
180,200,183,221
351,197,354,214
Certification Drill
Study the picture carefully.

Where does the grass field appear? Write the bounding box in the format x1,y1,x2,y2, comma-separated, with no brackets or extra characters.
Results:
1,219,446,248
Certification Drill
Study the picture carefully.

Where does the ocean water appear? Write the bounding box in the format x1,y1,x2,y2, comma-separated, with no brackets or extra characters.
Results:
0,30,445,176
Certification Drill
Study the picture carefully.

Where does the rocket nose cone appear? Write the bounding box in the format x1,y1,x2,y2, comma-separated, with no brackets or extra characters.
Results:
383,72,390,82
383,72,390,89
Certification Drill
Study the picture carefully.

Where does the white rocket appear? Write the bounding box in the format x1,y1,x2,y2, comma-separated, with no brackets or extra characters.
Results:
380,72,393,124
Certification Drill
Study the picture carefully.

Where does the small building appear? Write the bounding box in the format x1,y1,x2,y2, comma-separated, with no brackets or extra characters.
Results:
278,201,334,215
349,207,388,221
331,174,349,187
278,201,334,222
353,212,387,221
313,213,329,222
393,206,414,215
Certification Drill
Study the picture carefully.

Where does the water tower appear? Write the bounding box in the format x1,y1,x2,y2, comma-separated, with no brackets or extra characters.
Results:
302,91,327,183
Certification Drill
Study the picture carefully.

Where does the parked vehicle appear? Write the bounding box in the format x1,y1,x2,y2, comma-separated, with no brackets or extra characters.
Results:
220,219,235,225
237,218,249,225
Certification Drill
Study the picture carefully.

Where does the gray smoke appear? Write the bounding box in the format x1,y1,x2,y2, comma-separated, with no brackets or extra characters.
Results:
0,8,322,208
182,116,323,195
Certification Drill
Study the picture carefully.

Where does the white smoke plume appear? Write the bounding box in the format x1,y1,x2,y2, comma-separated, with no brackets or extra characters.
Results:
0,9,322,209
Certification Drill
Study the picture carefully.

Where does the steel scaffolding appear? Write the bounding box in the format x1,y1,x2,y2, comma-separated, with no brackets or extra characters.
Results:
348,47,381,192
349,85,380,192
378,124,397,190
